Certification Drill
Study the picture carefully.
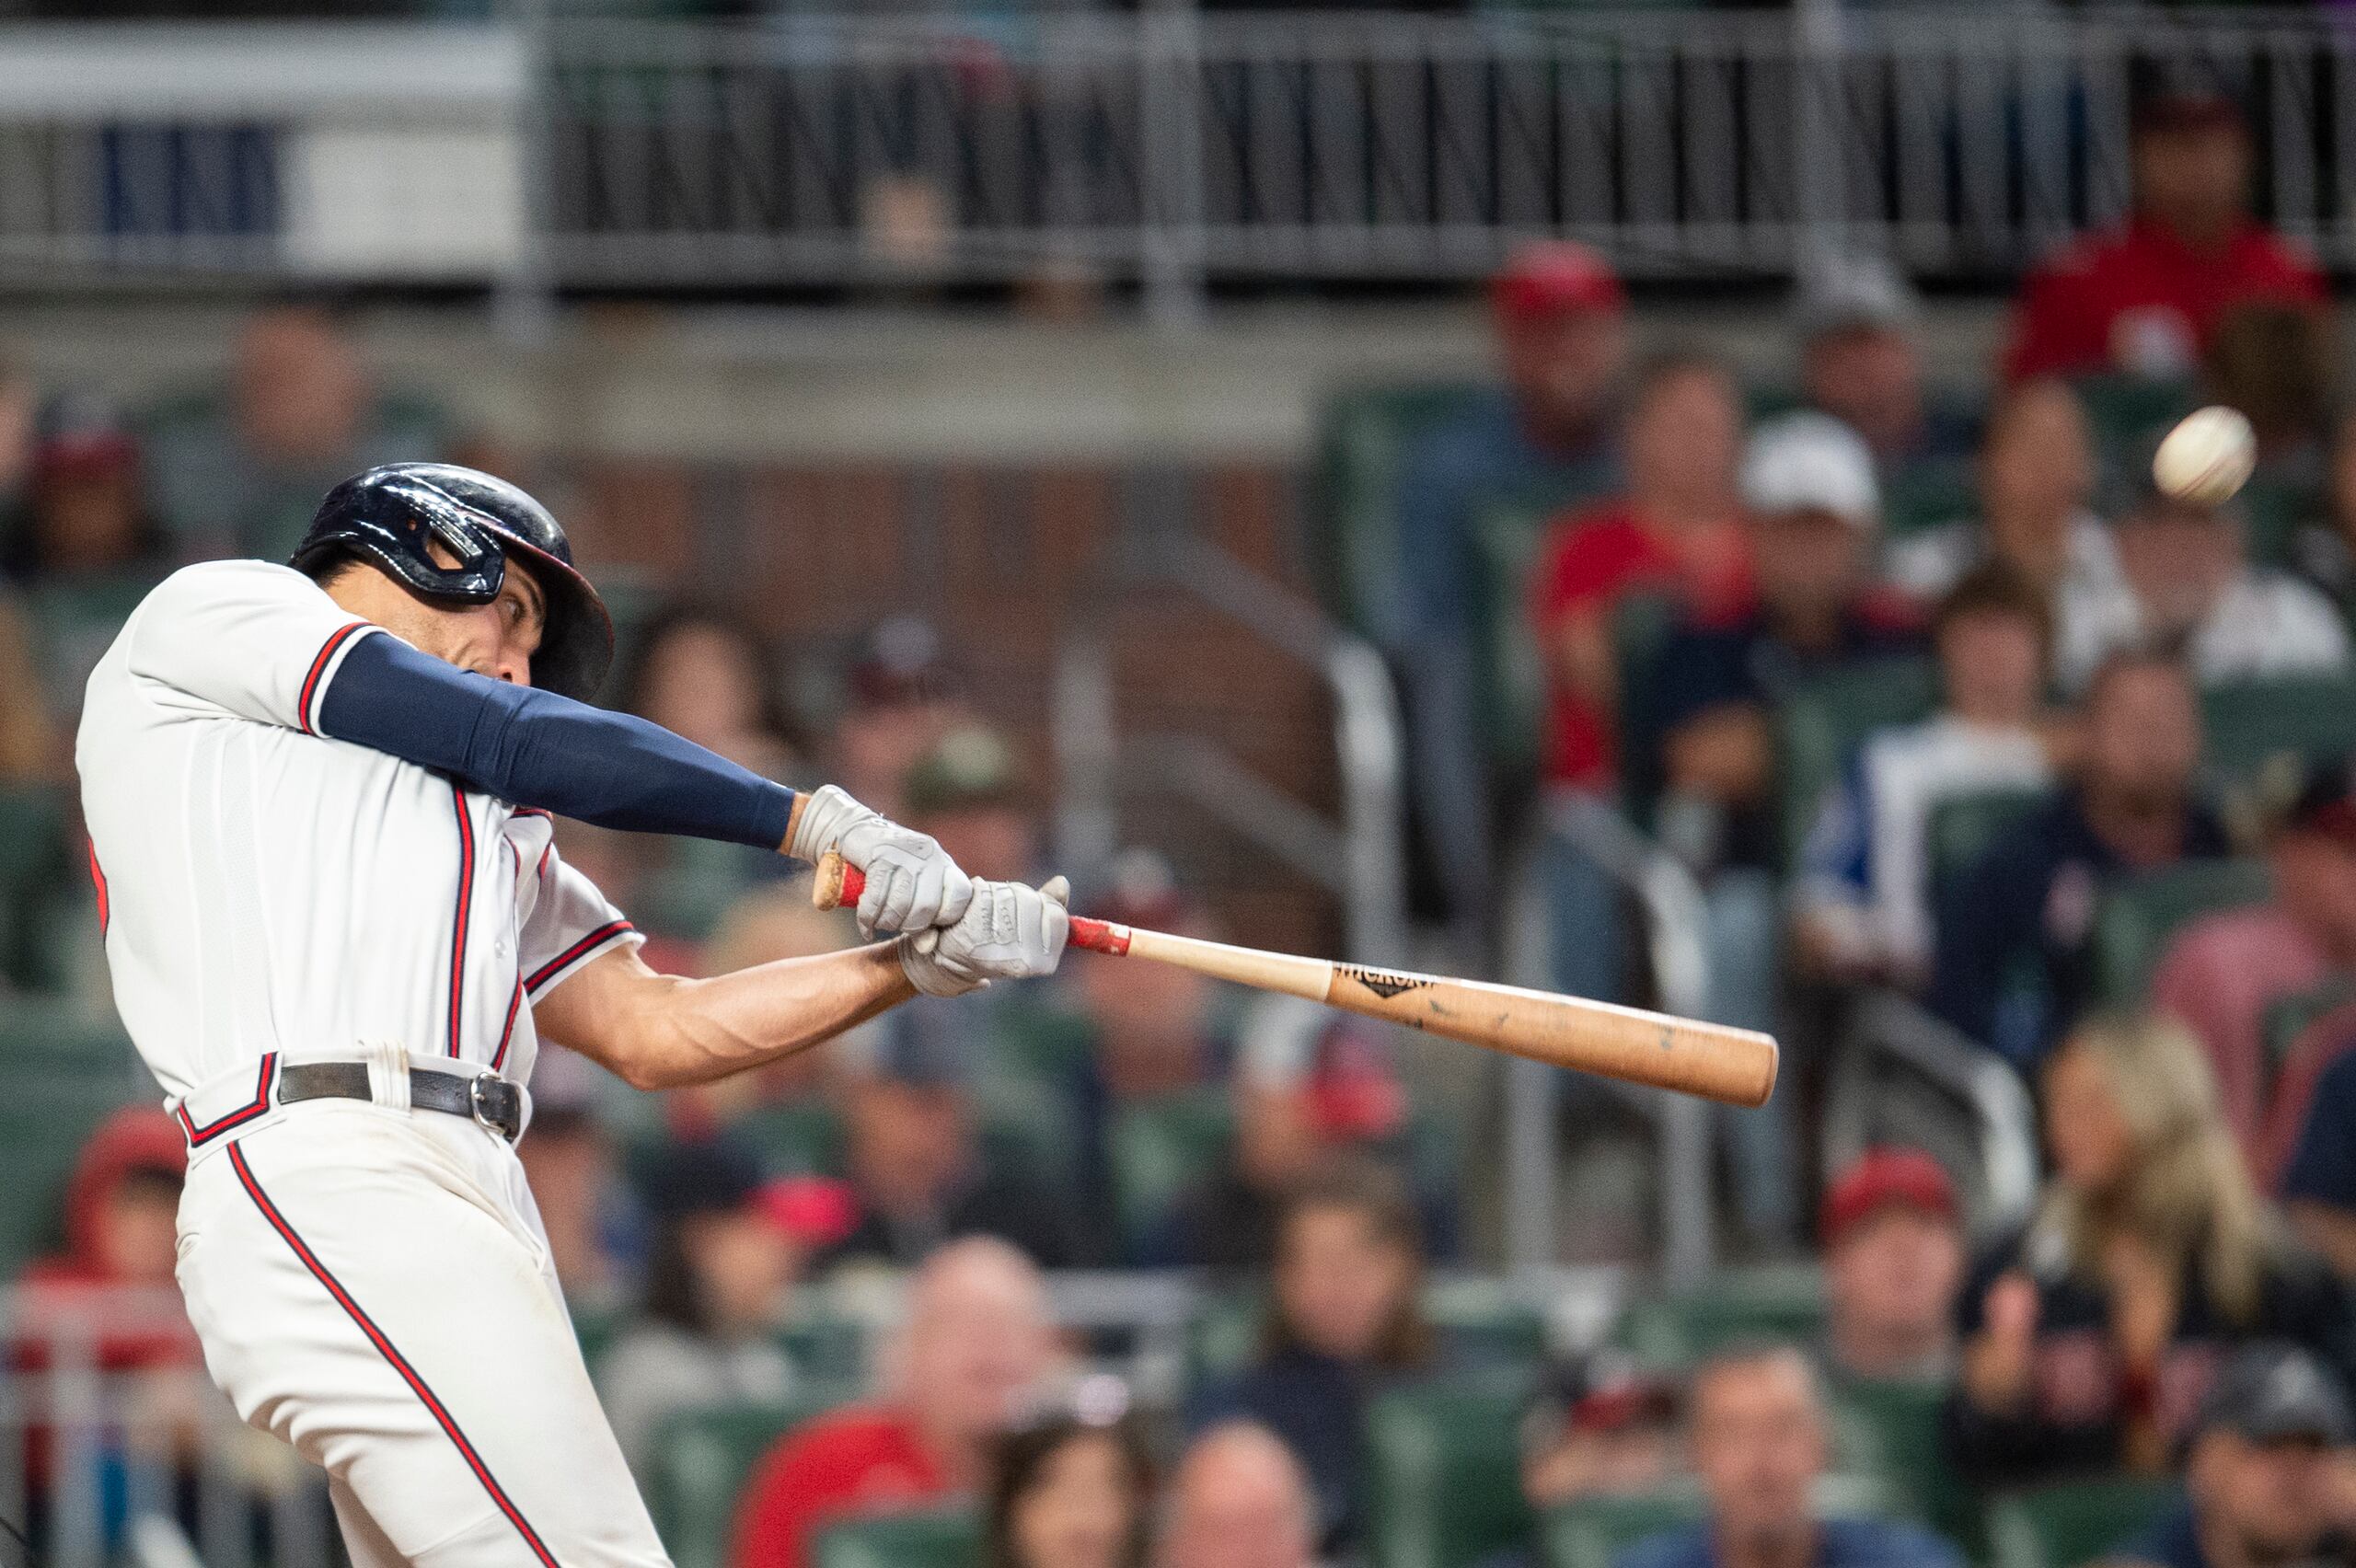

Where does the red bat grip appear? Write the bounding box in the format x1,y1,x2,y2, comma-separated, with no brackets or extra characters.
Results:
817,857,1129,955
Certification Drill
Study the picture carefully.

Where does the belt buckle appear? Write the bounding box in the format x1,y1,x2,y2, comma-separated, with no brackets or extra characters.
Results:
468,1073,522,1142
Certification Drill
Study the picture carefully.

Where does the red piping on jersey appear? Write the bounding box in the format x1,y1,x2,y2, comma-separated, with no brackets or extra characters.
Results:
446,786,476,1058
525,920,633,997
176,1054,278,1147
87,839,109,937
297,621,371,736
225,1144,561,1568
491,841,524,1073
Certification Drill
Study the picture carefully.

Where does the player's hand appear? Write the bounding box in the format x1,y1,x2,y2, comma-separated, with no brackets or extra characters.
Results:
898,877,1069,997
790,784,975,939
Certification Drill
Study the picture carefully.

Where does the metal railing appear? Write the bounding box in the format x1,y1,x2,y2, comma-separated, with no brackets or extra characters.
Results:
0,9,2344,300
1821,990,2040,1239
1052,525,1408,966
1504,793,1717,1286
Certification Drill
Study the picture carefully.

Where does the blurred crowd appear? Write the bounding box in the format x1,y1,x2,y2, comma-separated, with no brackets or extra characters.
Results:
13,53,2356,1568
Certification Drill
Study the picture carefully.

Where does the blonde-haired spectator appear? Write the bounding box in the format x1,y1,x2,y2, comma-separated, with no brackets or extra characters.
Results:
1949,1015,2356,1485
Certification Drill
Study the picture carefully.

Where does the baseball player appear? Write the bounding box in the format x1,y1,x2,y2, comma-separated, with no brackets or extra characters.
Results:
75,463,1069,1565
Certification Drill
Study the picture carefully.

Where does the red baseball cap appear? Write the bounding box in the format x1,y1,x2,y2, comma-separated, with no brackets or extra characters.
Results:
754,1176,860,1250
1492,241,1627,326
1818,1148,1958,1249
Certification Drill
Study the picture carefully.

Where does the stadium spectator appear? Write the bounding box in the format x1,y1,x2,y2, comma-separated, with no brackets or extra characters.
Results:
4,396,171,735
1795,253,1977,484
595,1137,852,1480
2269,1002,2356,1275
1151,1009,1436,1272
1068,853,1232,1245
2,395,163,584
13,1109,193,1366
2004,75,2325,383
1616,1343,1965,1568
1950,1015,2356,1484
514,1101,629,1319
830,616,968,821
0,592,57,778
1636,412,1922,876
1525,351,1751,1009
733,1238,1062,1568
2102,1343,2356,1568
9,1110,206,1545
818,1020,1084,1272
1792,565,2059,988
2091,486,2348,687
1188,1160,1437,1553
1818,1149,1967,1385
1519,1354,1683,1511
1931,653,2228,1070
142,300,450,560
1883,378,2134,691
1158,1422,1319,1568
2288,411,2356,611
2202,302,2339,476
906,725,1039,884
2153,763,2356,1157
984,1407,1155,1568
616,600,803,781
1634,411,1921,1243
1529,352,1754,796
1392,241,1629,923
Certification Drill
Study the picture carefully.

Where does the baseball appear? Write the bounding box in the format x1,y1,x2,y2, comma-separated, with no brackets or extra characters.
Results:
2153,405,2257,507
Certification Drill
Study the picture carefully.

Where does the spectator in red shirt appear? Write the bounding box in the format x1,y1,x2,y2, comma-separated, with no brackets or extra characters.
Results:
2004,75,2325,384
1529,352,1754,793
732,1237,1063,1568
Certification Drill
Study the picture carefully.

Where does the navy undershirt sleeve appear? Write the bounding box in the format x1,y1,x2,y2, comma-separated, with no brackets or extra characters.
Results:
318,632,796,851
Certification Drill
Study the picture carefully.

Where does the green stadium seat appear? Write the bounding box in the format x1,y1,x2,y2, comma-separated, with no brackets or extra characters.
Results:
728,1101,844,1177
1881,456,1980,540
1985,1476,2177,1568
0,784,72,990
2091,859,2273,1006
2236,473,2316,571
1364,1373,1537,1568
1544,1476,1901,1568
0,1066,147,1281
1613,1263,1829,1368
572,1300,627,1374
1311,382,1489,640
2070,375,2197,469
814,1505,982,1568
775,1315,870,1394
650,1400,845,1568
1927,787,2051,902
2200,675,2356,789
2261,977,2356,1095
1109,1089,1232,1254
1775,659,1941,867
1831,1376,1981,1557
1471,500,1562,775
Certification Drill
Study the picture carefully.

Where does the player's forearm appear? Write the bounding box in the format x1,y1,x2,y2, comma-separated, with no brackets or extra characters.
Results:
605,944,915,1090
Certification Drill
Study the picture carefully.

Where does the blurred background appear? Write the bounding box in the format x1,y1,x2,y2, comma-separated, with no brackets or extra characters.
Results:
12,2,2356,1566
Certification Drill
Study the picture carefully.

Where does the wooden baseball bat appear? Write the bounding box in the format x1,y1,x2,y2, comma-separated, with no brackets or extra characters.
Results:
812,854,1776,1109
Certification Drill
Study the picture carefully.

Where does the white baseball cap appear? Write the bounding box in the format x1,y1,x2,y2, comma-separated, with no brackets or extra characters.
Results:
1740,411,1881,530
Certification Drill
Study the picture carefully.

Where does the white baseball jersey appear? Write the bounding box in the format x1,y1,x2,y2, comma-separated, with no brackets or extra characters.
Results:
76,559,645,1105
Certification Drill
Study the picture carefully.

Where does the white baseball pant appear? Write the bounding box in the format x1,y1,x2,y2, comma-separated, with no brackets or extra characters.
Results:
174,1097,671,1566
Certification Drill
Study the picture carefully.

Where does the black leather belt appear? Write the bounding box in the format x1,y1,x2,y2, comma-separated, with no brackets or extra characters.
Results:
276,1063,525,1143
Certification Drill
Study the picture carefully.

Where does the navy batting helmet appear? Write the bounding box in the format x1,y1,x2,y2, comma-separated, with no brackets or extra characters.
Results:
291,463,614,702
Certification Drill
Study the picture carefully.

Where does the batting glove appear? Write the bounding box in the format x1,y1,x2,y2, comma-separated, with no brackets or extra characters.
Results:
899,876,1070,997
790,784,975,939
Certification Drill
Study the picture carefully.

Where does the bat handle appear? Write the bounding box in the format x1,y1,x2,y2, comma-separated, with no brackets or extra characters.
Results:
811,851,1131,956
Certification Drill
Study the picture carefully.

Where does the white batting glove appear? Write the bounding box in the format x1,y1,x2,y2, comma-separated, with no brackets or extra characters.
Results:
790,784,975,939
898,876,1070,998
